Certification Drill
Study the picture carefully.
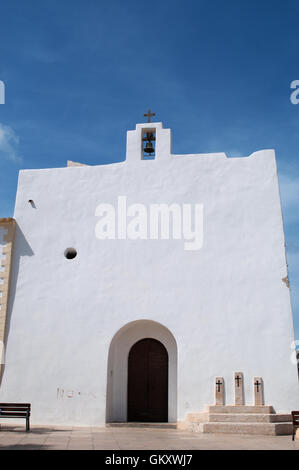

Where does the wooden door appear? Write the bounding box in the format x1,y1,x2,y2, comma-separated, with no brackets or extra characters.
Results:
128,338,168,422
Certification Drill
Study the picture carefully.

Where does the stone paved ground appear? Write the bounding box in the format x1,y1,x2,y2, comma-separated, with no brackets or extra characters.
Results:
0,424,298,450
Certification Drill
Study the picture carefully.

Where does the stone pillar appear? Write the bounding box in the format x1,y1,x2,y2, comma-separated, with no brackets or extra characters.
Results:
0,218,16,381
253,377,264,406
234,372,244,405
215,377,224,405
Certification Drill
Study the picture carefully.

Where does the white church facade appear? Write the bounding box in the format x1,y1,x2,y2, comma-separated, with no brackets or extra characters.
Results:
0,119,298,432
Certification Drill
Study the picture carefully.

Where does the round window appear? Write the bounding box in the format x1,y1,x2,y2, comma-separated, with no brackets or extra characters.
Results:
64,248,77,260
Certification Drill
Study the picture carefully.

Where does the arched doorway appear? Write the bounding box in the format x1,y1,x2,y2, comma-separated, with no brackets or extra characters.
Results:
128,338,168,422
106,320,177,424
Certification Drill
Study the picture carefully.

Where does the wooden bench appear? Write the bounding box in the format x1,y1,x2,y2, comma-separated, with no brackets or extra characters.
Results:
0,403,31,432
291,411,299,441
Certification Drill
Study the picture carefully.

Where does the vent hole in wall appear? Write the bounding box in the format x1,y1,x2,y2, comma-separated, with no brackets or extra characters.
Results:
64,248,77,260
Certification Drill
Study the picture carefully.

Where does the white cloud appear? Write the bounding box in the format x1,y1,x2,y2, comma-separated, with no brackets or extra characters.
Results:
0,123,22,163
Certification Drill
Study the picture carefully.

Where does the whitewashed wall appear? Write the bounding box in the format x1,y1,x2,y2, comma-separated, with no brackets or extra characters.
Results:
0,122,298,426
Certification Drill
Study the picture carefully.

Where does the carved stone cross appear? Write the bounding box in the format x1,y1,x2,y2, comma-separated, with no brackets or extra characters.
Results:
234,372,244,405
254,376,264,405
215,377,224,405
235,374,242,387
254,379,261,393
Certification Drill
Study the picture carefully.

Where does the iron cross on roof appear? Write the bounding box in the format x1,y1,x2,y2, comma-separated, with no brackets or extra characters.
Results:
144,108,156,123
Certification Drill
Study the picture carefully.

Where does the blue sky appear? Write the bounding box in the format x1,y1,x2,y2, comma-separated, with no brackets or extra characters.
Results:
0,0,299,339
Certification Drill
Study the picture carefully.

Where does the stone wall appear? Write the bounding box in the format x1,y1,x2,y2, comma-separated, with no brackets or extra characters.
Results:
0,218,16,379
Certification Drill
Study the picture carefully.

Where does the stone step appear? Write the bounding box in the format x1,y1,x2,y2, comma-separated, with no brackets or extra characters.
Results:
208,413,291,423
106,422,176,429
202,422,292,436
206,405,274,414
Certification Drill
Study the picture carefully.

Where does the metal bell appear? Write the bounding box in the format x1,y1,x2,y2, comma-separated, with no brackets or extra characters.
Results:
144,141,154,154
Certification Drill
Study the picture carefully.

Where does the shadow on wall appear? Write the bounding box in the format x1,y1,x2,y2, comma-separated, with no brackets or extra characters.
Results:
0,222,34,385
